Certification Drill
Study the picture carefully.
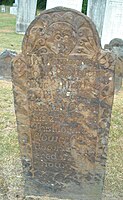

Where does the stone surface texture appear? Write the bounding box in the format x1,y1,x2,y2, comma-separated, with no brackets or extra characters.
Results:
16,0,37,33
104,38,123,92
46,0,83,12
0,50,16,80
87,0,107,38
12,7,115,200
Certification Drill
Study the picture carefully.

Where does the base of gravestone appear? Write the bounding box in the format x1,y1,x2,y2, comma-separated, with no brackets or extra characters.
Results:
25,196,102,200
25,197,70,200
23,177,103,200
16,23,30,34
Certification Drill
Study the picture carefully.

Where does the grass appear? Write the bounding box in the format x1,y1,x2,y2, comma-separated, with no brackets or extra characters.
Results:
0,13,23,52
0,81,24,200
0,11,123,199
0,81,19,160
103,90,123,196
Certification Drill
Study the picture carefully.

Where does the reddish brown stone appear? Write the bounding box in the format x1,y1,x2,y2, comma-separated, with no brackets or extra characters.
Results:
12,7,115,200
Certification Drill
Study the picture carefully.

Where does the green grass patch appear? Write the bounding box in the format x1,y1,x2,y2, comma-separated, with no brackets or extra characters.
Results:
0,13,23,52
0,81,19,161
0,13,16,30
0,32,23,52
104,90,123,194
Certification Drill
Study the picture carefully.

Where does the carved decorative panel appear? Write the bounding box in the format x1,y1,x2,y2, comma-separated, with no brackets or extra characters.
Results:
12,7,115,200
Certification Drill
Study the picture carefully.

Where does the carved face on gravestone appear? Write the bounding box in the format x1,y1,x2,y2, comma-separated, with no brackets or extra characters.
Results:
46,22,76,55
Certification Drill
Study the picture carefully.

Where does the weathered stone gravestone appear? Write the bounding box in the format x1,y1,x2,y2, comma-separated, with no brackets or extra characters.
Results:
0,50,16,80
12,7,115,200
101,0,123,47
46,0,83,11
105,38,123,93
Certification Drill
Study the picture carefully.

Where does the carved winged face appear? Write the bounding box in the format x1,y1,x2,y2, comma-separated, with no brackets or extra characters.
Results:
46,22,76,55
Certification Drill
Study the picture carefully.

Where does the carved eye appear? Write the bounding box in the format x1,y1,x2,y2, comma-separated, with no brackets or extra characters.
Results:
55,34,61,41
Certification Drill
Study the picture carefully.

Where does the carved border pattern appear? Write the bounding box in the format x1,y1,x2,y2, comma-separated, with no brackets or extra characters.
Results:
95,51,115,175
12,54,34,177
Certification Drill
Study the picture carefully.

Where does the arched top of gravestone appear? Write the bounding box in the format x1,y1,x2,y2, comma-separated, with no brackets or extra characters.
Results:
22,7,101,60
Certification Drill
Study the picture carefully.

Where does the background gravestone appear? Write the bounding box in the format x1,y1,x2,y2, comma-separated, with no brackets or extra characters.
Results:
16,0,37,33
105,38,123,93
87,0,107,38
0,5,9,13
101,0,123,47
46,0,83,11
10,6,18,15
10,5,18,15
1,5,5,12
0,50,16,80
12,7,115,200
10,0,18,15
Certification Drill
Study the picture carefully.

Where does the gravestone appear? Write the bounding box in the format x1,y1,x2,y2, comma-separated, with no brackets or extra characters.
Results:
105,38,123,93
0,50,16,80
1,5,5,12
16,0,37,33
101,0,123,47
46,0,83,11
10,0,18,15
10,6,18,15
87,0,107,38
12,7,115,200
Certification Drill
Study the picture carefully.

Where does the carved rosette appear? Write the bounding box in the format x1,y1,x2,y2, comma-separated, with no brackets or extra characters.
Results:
12,7,115,199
